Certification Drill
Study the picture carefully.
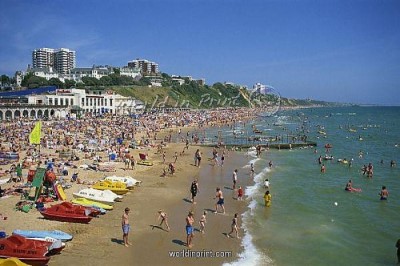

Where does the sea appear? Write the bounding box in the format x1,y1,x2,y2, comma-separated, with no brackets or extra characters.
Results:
205,106,399,266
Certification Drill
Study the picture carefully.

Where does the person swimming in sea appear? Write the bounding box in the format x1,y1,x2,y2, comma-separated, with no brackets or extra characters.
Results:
345,180,353,191
379,186,389,200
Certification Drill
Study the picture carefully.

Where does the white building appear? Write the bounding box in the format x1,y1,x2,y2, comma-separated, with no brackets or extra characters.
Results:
32,48,76,74
253,82,267,92
21,65,141,84
119,67,141,80
171,75,206,86
27,88,144,117
27,67,61,81
69,66,111,81
127,59,159,75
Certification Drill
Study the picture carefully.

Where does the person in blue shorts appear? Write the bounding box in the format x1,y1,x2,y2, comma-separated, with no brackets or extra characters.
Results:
122,207,131,247
185,211,194,248
214,187,225,214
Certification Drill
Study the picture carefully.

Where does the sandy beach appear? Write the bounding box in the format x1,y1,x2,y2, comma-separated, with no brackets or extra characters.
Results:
0,122,254,266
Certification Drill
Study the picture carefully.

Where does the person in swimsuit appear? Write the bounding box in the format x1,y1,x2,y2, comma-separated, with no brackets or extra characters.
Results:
321,164,326,173
214,187,225,214
379,186,389,200
237,186,243,201
227,213,239,238
121,207,131,247
264,179,270,189
345,180,353,191
157,210,170,231
199,211,207,234
250,163,255,176
186,211,195,248
264,190,271,207
196,149,202,167
190,180,199,203
232,169,238,190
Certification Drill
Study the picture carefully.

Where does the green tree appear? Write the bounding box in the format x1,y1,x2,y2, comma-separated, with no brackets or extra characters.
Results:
22,75,48,88
21,72,34,87
65,79,76,89
99,76,112,86
139,77,151,86
120,75,134,85
82,76,99,86
113,68,121,76
1,74,10,86
76,82,85,89
48,77,64,88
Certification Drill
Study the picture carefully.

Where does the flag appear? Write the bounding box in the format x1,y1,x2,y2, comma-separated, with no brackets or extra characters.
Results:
29,121,42,145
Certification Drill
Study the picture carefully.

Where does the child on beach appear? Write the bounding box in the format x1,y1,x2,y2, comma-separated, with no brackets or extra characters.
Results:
237,186,243,200
157,210,170,231
264,179,270,189
199,211,207,234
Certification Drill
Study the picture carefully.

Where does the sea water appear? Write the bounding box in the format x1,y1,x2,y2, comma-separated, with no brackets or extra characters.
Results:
215,106,400,266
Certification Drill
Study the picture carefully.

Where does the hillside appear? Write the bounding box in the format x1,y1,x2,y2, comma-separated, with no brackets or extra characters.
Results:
111,84,338,109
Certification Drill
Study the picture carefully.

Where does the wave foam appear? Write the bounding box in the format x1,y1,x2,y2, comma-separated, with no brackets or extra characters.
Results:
224,163,273,266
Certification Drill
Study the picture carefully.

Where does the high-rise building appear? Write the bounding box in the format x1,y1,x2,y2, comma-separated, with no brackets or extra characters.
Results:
127,59,159,75
32,48,55,69
32,48,76,74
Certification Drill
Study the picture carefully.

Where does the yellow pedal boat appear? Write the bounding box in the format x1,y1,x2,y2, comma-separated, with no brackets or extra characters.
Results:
0,258,30,266
92,180,129,195
72,198,114,210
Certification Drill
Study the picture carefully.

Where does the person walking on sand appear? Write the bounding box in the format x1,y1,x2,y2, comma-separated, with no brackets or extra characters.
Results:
195,149,202,167
227,213,240,238
214,187,225,214
157,210,170,231
121,207,131,247
174,152,178,163
264,191,271,207
199,211,207,234
186,211,195,248
190,180,199,204
232,169,238,190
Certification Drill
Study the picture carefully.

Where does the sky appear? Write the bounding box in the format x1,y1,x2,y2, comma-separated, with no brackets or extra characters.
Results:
0,0,399,105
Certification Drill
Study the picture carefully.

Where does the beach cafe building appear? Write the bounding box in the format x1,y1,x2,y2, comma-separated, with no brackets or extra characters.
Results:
27,88,144,118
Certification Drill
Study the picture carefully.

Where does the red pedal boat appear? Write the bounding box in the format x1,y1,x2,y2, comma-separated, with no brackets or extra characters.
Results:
0,235,50,266
40,202,96,224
